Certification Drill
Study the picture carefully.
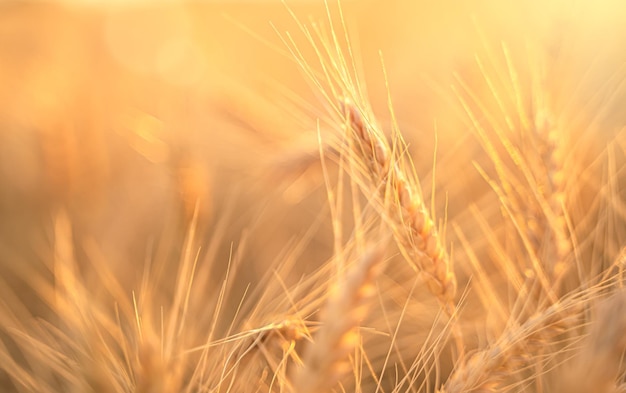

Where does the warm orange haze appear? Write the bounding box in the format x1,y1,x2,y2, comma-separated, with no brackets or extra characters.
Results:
0,0,625,392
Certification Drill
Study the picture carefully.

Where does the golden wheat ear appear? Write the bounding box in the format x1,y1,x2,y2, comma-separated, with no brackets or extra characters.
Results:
339,98,457,306
531,107,570,280
291,240,387,393
439,282,600,393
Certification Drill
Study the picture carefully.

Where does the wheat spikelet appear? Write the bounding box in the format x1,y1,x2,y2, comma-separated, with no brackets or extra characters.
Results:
224,317,311,372
291,241,387,393
180,318,310,393
340,99,457,305
240,318,310,355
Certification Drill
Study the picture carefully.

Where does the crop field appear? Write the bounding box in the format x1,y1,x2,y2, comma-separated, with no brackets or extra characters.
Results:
0,1,625,392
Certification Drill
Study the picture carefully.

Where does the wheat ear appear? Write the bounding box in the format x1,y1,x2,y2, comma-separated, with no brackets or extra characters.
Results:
439,285,596,393
291,241,387,393
531,107,571,283
340,99,457,304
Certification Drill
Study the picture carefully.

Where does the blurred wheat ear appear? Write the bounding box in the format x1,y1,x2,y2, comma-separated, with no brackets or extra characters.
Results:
292,240,387,393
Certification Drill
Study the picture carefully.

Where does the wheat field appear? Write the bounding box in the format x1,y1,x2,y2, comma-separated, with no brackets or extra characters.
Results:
0,1,625,392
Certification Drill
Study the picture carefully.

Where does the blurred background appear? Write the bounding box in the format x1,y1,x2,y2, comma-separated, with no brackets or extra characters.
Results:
0,0,625,331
